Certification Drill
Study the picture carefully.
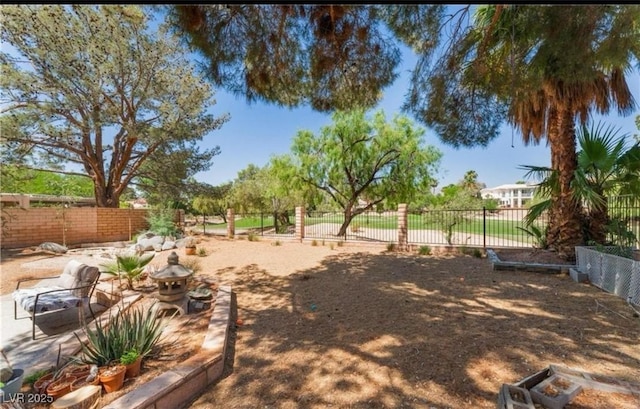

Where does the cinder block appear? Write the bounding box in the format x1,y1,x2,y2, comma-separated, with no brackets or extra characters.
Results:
549,365,639,394
530,374,582,409
496,384,536,409
569,268,589,283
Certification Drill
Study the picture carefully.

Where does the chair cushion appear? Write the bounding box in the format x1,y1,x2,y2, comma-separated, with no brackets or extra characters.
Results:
60,260,100,297
13,286,83,314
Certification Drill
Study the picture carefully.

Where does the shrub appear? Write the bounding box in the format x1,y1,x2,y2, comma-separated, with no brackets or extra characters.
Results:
418,245,431,256
197,247,207,257
329,243,335,250
350,222,361,233
472,248,483,258
76,302,172,367
386,242,396,252
311,240,318,247
337,240,344,247
248,232,259,242
273,240,282,246
145,207,180,237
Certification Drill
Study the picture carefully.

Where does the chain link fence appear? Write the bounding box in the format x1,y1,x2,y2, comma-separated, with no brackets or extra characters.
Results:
575,246,640,306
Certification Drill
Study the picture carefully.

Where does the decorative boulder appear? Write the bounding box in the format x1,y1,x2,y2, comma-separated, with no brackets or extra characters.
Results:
38,242,68,254
161,240,176,251
137,234,165,251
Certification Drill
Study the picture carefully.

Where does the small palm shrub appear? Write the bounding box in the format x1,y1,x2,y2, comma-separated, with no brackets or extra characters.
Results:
101,253,155,290
197,247,207,257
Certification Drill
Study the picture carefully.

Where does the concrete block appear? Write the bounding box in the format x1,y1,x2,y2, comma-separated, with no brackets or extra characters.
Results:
550,365,639,394
569,268,589,283
496,384,536,409
530,374,582,409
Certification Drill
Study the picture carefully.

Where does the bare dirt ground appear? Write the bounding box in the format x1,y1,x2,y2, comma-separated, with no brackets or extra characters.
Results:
2,239,639,409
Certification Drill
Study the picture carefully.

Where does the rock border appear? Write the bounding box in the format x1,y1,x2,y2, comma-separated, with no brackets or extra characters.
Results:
486,248,575,274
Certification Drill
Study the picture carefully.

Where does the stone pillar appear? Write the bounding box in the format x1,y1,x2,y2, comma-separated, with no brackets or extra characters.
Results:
397,203,408,251
226,208,235,238
295,206,305,241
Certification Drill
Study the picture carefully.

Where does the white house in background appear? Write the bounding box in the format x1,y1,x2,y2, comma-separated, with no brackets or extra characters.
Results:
480,183,537,208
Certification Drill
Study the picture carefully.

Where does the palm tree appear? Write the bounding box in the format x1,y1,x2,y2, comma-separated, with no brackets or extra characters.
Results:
521,121,640,245
442,5,639,259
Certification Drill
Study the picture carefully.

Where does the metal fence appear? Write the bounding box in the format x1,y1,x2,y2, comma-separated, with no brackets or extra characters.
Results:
607,195,640,246
575,246,640,306
305,210,397,242
200,197,638,249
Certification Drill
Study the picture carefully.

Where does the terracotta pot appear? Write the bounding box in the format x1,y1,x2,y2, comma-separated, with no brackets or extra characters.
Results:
46,376,76,401
33,372,54,395
185,247,196,255
70,374,100,391
124,356,142,379
98,365,126,393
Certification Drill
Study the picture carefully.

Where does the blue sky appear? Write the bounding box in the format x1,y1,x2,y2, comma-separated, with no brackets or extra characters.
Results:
196,45,640,191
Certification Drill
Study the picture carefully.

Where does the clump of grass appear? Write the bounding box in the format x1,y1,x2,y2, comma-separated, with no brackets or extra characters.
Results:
350,222,361,233
386,242,396,252
24,368,54,386
472,248,483,258
311,239,318,247
322,239,326,246
418,245,431,256
181,257,201,274
329,243,335,250
337,240,344,247
197,247,207,257
273,240,282,246
248,232,259,242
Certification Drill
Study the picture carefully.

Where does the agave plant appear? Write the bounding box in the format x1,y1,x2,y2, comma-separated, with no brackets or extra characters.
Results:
101,252,155,290
75,301,171,366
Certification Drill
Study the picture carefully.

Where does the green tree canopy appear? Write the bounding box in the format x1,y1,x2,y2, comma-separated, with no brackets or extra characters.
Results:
163,5,443,112
0,5,228,207
287,109,441,236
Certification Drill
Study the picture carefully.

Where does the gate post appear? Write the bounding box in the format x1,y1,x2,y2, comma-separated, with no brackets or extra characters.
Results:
296,206,305,241
397,203,408,251
227,208,235,239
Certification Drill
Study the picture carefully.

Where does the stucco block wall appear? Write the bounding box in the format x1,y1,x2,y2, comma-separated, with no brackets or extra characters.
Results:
1,207,151,249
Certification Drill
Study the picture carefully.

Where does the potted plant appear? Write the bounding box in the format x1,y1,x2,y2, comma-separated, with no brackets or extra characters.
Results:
120,349,142,379
0,369,24,403
0,350,23,403
98,363,126,393
46,375,76,401
184,237,197,255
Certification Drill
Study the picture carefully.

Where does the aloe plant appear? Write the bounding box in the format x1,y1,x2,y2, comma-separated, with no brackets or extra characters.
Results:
75,301,172,366
101,253,155,290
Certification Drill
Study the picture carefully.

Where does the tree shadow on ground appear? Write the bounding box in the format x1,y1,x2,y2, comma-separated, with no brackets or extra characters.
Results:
187,252,640,409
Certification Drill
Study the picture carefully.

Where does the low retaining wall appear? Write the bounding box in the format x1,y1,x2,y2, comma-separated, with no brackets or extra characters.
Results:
103,285,231,409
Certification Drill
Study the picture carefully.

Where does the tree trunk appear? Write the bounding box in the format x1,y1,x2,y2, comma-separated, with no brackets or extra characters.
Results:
94,185,121,208
546,107,584,260
584,195,608,244
337,206,355,237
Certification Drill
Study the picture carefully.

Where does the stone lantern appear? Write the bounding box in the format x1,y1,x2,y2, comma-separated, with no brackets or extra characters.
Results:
149,251,193,314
